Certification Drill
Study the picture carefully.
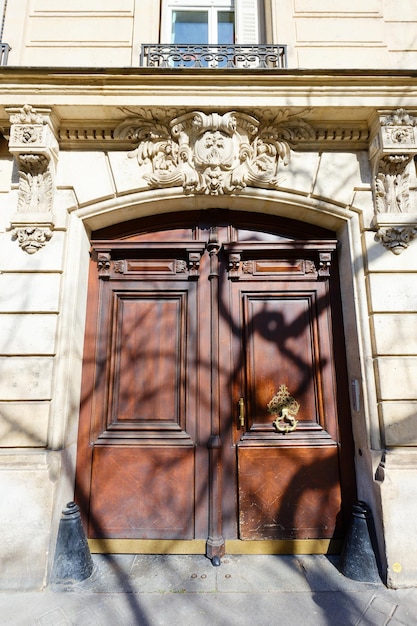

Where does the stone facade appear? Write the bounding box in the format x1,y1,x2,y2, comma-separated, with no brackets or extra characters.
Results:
0,0,417,590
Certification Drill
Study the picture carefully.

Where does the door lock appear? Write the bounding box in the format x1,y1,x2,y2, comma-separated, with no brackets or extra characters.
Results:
238,397,245,428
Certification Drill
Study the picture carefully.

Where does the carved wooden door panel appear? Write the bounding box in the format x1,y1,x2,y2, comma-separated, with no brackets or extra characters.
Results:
75,236,207,541
75,212,355,554
220,240,354,544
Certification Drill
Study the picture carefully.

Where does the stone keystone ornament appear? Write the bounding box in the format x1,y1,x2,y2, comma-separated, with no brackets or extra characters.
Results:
115,108,315,196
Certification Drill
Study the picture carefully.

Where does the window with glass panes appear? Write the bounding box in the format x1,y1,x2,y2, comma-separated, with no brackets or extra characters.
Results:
163,1,235,45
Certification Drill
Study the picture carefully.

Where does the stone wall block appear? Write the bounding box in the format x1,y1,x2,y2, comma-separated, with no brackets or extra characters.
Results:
311,152,362,206
56,152,116,206
296,46,389,69
278,151,319,197
294,0,381,10
380,452,417,587
0,230,65,272
0,157,14,193
0,314,57,355
0,357,54,400
107,151,151,196
0,453,55,589
365,232,417,272
380,402,417,447
0,274,61,313
351,189,374,226
367,274,417,312
54,188,79,225
372,314,417,355
0,402,49,447
376,357,417,401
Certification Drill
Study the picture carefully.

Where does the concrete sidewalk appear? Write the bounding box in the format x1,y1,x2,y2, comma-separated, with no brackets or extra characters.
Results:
2,554,417,626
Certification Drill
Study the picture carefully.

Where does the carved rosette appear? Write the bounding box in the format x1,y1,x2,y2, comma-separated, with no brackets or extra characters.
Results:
115,109,314,196
369,108,417,254
7,105,59,254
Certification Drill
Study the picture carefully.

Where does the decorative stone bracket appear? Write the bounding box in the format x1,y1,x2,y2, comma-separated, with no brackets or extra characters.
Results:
369,109,417,254
7,105,59,254
115,109,315,197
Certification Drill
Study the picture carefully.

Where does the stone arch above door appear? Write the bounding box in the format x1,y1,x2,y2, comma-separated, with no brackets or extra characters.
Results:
76,187,359,234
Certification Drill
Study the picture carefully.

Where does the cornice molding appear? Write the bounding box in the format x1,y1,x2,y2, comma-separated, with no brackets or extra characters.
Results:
2,69,417,129
1,107,371,151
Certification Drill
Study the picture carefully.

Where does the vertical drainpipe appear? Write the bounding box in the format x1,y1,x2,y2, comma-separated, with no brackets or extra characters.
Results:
0,0,7,42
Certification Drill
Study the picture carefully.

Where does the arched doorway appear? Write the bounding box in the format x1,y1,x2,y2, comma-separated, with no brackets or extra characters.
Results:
75,209,356,560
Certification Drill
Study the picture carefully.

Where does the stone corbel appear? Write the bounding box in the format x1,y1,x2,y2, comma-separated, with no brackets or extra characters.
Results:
369,109,417,254
7,105,59,254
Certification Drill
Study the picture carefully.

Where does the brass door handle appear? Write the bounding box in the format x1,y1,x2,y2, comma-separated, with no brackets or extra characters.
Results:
272,407,298,433
238,398,245,428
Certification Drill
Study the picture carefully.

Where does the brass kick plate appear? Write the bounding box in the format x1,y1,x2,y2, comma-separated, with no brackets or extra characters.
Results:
88,538,341,555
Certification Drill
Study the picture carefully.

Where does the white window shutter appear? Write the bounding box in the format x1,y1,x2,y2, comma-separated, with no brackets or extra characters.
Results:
235,0,259,44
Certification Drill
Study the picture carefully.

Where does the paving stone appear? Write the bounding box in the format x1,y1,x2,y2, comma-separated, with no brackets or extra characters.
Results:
2,555,417,626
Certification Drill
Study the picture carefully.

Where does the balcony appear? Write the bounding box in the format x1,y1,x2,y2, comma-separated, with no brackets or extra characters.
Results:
140,44,287,69
0,43,10,65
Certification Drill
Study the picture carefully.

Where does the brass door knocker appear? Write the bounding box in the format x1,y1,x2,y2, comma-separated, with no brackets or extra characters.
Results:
267,384,300,434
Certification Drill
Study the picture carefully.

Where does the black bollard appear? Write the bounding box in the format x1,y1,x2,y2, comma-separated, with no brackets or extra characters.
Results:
51,501,94,584
339,501,380,583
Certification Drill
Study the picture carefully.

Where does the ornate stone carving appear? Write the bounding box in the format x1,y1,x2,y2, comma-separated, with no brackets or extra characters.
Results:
7,105,59,254
15,154,54,214
375,225,417,255
115,109,314,196
374,154,411,214
369,109,417,253
11,225,53,255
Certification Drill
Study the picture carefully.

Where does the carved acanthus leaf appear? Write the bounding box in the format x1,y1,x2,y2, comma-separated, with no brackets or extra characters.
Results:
370,109,417,216
8,105,59,254
115,109,315,196
369,109,417,254
9,104,45,126
381,108,417,128
374,155,412,214
17,167,54,214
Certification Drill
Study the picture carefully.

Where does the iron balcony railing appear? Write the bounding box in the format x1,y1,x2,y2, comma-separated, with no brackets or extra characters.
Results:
140,44,287,69
0,43,10,65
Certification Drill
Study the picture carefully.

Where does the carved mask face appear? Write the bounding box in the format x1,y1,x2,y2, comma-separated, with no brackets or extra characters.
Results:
194,130,234,167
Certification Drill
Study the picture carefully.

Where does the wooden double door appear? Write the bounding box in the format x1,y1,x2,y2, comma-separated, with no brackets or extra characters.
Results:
75,211,355,558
